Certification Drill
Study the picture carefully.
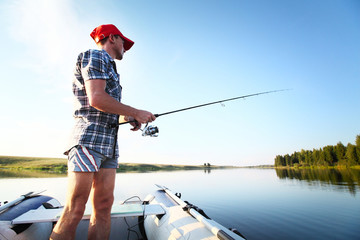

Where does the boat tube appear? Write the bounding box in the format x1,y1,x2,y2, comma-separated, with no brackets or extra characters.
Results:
0,186,246,240
0,193,61,240
144,185,246,240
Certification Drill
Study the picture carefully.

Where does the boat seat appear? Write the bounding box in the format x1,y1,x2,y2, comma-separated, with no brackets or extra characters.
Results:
11,204,165,225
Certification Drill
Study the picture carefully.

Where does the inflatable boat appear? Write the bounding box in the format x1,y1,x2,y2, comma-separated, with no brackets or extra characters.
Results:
0,186,246,240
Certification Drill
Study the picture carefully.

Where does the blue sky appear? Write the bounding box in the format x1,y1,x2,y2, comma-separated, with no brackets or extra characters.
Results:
0,0,359,166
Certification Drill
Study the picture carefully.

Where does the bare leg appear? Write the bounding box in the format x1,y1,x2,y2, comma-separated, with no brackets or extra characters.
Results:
50,171,94,240
87,168,116,240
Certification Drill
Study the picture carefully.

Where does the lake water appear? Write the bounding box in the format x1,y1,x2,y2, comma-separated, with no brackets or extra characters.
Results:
1,168,359,240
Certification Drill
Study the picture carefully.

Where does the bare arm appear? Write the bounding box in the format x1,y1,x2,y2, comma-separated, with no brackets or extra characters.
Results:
85,79,155,124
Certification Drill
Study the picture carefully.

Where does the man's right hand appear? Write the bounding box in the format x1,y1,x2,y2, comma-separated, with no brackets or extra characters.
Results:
134,110,156,124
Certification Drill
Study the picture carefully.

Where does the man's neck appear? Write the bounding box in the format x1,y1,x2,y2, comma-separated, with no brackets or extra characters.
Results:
100,45,116,60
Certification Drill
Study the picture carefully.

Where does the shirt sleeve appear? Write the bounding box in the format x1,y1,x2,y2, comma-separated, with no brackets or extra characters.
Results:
80,50,110,81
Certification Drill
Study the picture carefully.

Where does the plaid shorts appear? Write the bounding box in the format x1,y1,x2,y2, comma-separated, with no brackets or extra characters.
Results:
68,145,118,172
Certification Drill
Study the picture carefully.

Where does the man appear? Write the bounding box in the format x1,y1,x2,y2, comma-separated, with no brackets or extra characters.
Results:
50,24,156,240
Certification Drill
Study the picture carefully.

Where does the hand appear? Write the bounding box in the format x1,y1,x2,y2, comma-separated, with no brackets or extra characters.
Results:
129,118,141,131
134,110,156,124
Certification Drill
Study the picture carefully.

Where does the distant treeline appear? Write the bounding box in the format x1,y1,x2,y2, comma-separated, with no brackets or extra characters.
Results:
275,134,360,167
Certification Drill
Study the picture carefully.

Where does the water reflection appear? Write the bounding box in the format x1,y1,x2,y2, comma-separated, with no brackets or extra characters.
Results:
1,169,359,239
204,168,211,174
275,168,360,195
0,168,214,178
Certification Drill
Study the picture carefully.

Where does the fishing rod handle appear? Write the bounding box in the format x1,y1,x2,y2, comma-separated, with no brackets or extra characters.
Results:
117,114,159,126
117,120,136,126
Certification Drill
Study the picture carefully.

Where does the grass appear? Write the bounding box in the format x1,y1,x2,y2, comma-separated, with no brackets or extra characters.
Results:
0,155,237,174
0,156,67,171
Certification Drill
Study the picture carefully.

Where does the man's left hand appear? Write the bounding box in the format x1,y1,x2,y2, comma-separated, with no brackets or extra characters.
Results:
128,118,141,131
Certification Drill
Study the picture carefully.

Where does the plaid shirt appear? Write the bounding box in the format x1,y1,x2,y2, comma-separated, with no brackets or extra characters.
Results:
65,49,121,159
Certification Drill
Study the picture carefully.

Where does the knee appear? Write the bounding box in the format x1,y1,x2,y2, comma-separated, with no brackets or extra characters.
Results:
71,204,87,222
65,202,87,224
63,196,88,223
55,203,86,233
93,194,114,214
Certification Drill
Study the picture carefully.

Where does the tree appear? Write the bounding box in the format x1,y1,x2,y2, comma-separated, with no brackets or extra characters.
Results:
323,145,336,166
312,149,320,165
273,134,360,167
292,152,300,166
275,155,285,166
356,135,360,148
335,142,346,163
346,144,359,165
304,150,313,166
318,149,326,166
285,154,291,166
356,135,360,164
299,149,306,166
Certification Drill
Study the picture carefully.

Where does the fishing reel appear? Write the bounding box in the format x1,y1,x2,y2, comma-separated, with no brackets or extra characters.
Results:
141,123,159,137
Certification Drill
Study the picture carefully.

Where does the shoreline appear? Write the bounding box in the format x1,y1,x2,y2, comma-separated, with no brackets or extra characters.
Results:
0,155,239,174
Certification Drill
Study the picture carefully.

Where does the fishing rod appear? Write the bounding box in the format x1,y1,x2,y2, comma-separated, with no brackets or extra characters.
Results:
118,89,289,137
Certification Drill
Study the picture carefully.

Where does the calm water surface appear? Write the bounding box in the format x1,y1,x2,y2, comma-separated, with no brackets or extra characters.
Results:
1,168,359,240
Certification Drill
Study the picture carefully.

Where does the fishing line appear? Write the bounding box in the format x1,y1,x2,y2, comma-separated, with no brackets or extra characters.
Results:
117,89,290,136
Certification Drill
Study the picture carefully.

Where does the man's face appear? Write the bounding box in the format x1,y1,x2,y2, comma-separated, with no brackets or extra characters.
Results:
114,36,125,60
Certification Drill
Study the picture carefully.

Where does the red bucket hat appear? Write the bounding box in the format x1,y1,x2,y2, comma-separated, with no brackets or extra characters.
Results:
90,24,134,51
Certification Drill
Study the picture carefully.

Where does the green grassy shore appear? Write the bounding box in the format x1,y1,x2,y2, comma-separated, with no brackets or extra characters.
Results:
0,155,237,174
